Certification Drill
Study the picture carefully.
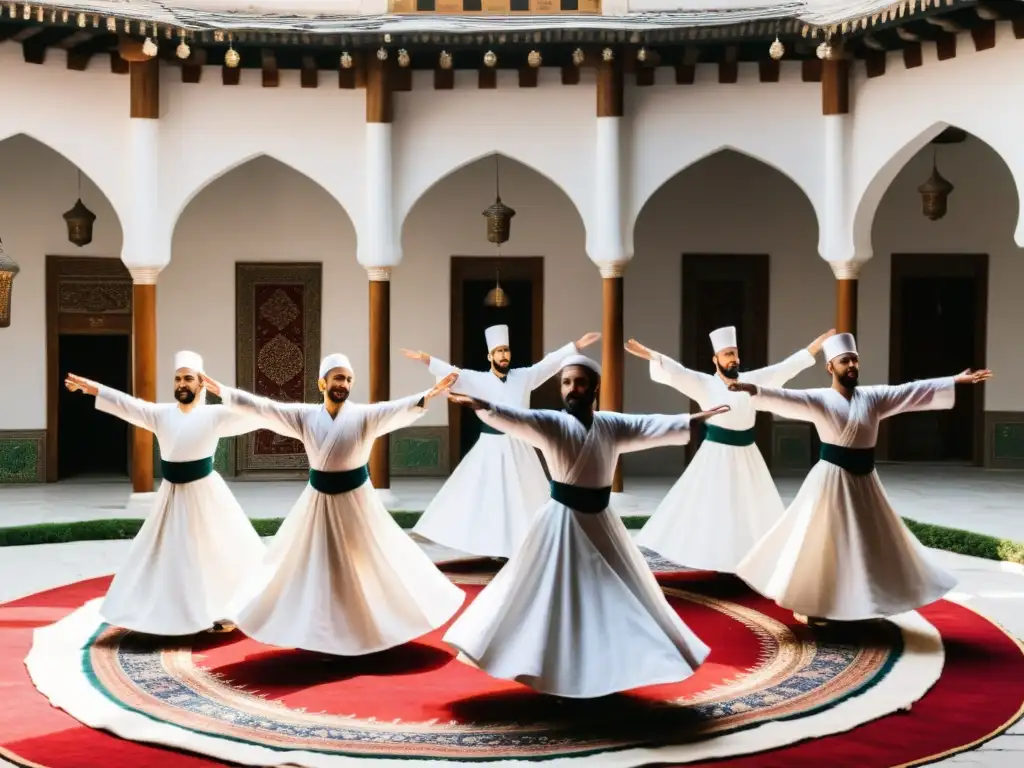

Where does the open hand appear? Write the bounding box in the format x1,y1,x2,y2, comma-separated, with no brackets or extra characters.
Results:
808,329,838,357
575,332,601,350
727,381,758,395
624,339,655,361
198,373,222,397
401,349,430,365
448,393,488,411
953,368,992,385
691,405,731,423
64,373,99,396
426,371,459,400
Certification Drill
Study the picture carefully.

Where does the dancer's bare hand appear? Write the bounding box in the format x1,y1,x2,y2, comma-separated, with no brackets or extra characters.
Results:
728,381,758,395
691,405,731,423
426,371,459,400
401,349,430,365
954,368,992,385
624,339,655,361
574,332,601,350
807,329,838,357
448,393,489,411
64,373,98,396
198,373,222,397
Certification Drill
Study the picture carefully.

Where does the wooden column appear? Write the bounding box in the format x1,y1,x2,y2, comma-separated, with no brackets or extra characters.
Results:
368,270,391,490
366,57,394,491
597,52,625,492
822,56,856,336
128,55,159,494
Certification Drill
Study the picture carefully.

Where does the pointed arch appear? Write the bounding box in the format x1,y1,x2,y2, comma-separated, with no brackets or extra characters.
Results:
165,151,355,245
398,149,587,235
852,121,1024,251
628,144,822,255
0,131,126,231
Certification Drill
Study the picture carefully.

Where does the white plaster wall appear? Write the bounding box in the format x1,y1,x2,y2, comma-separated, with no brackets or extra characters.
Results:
0,135,124,429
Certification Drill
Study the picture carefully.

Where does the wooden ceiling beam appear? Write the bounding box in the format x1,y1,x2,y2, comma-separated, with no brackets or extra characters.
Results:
182,48,207,83
66,32,117,71
261,48,279,87
23,26,78,65
300,55,319,88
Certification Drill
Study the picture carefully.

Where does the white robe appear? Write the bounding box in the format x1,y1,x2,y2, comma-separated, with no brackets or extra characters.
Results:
412,342,577,558
737,377,959,621
443,405,711,698
94,386,267,636
635,350,815,572
221,387,466,656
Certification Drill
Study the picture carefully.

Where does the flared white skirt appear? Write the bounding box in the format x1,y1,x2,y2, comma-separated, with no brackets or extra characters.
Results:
228,482,466,656
736,462,957,620
99,472,266,636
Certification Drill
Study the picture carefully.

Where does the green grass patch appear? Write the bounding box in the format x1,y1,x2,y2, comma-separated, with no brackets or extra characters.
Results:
1,513,1021,567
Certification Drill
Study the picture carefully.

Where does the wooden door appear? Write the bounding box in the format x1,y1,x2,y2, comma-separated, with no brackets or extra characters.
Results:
681,254,771,464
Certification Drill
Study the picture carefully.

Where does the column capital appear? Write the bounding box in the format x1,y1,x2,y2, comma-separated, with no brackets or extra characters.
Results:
128,266,161,284
366,266,392,282
829,260,862,280
598,261,628,279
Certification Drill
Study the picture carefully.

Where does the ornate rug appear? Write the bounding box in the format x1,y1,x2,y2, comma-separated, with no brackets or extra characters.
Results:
235,262,322,474
17,571,960,768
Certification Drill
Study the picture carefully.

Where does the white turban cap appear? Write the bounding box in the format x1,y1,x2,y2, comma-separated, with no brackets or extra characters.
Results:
823,333,858,363
319,353,353,379
559,354,602,377
709,326,737,353
485,324,509,352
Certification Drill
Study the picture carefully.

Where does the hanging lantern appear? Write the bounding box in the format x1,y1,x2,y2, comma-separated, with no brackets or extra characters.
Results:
0,239,19,328
769,36,785,60
918,162,954,221
63,198,97,247
483,197,515,245
484,279,510,308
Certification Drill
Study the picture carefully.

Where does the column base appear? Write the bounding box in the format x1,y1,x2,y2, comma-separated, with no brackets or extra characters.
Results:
375,488,401,511
124,491,159,518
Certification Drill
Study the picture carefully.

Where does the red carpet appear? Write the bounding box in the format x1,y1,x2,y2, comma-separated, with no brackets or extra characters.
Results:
2,574,1022,767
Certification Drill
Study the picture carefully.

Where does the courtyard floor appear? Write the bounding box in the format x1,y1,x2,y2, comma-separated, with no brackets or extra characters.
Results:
1,464,1022,766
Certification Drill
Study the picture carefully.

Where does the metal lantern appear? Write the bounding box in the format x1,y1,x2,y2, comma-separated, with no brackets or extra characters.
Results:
484,280,510,308
918,162,954,221
769,37,785,60
63,198,97,247
0,239,19,328
483,197,515,245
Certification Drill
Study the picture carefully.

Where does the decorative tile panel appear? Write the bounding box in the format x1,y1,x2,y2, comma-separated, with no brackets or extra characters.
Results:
0,430,46,483
391,427,448,477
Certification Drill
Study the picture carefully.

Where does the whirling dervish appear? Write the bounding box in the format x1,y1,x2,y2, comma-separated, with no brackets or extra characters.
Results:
729,332,992,623
443,354,729,698
201,355,465,656
629,327,836,572
64,351,267,636
403,325,600,559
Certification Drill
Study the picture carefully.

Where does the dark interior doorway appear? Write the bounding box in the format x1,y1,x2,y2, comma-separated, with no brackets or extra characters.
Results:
681,254,771,465
57,334,131,478
458,278,534,461
888,254,987,464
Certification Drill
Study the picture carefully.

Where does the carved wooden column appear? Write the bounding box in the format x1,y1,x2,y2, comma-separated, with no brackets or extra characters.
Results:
596,51,626,493
822,57,857,336
128,55,160,494
365,56,396,495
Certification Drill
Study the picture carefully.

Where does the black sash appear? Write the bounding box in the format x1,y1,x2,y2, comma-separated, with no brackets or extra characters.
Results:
308,464,370,495
819,443,876,476
703,423,756,447
550,481,611,514
160,457,214,484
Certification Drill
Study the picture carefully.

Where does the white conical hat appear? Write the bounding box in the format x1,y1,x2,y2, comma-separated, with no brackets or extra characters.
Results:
560,354,602,377
709,326,737,353
173,350,204,372
485,324,509,352
823,333,857,362
318,353,353,379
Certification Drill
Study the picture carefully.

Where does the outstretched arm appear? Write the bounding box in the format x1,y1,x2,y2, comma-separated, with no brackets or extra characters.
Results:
872,370,990,420
729,381,820,423
365,371,459,438
402,349,492,399
626,339,709,401
615,405,731,453
520,332,600,391
66,373,161,433
203,376,307,442
449,394,559,452
211,389,276,438
745,329,835,388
